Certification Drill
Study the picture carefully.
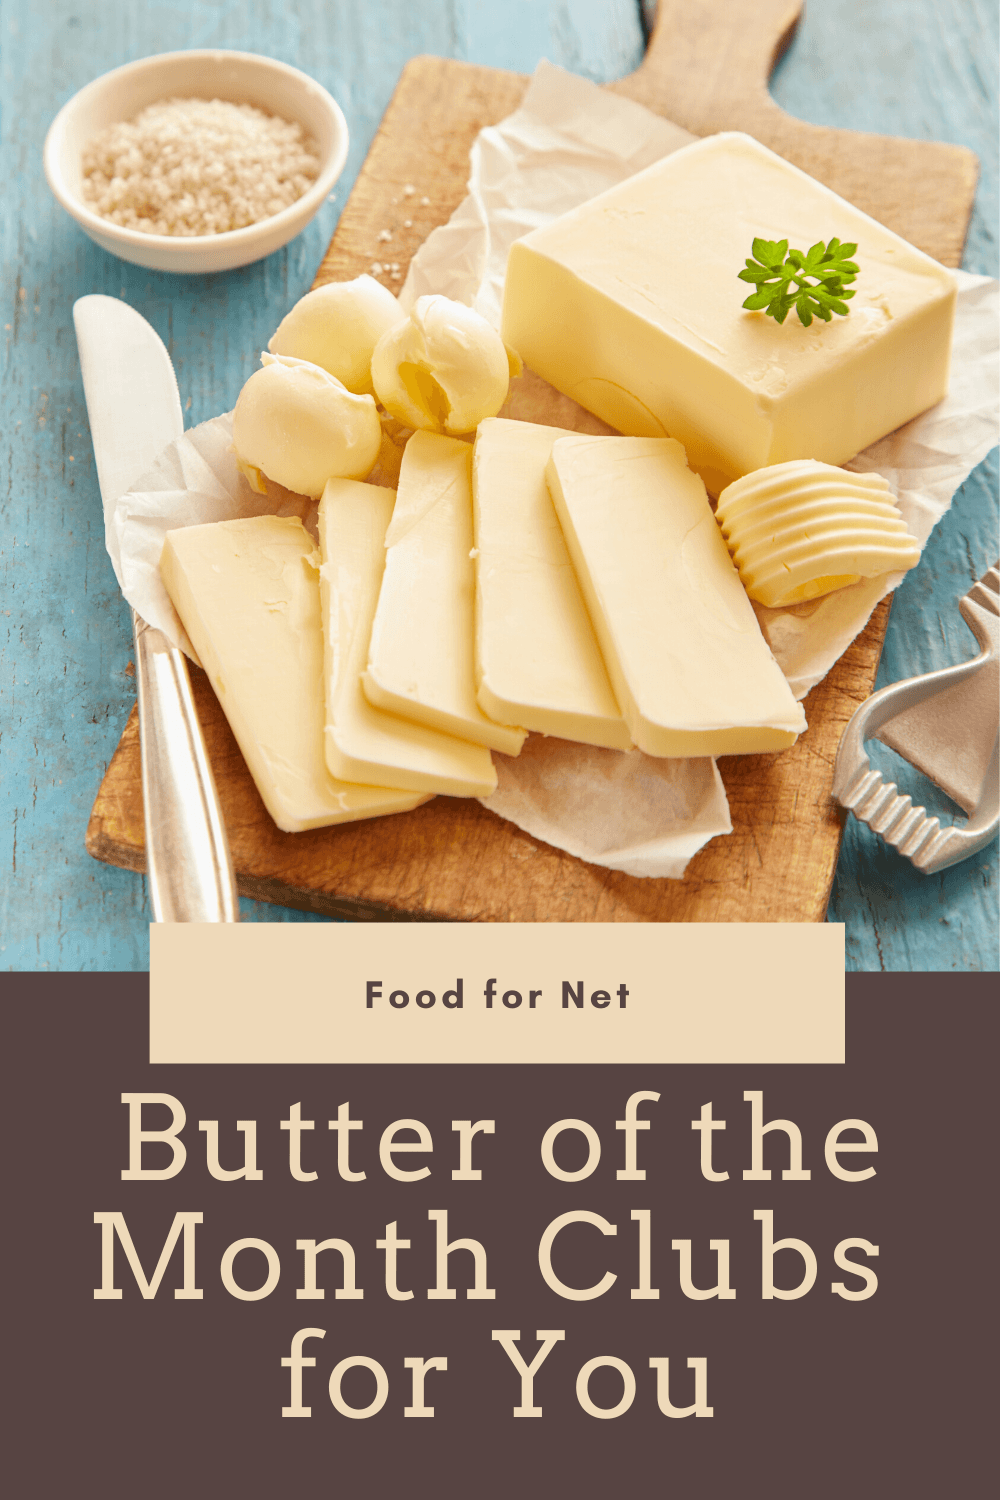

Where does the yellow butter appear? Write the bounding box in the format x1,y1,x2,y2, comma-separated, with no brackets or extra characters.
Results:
502,132,955,494
715,460,921,607
363,430,526,754
232,354,381,497
160,516,431,833
371,295,517,435
472,418,631,749
268,274,405,396
545,436,807,757
319,478,498,798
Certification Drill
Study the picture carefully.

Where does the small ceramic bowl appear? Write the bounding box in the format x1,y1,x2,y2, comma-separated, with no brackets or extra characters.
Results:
44,50,349,275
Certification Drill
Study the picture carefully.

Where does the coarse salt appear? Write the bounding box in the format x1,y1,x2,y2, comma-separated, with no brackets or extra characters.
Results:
81,97,320,237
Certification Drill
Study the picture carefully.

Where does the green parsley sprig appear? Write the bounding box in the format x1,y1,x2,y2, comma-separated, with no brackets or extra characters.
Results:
739,237,859,326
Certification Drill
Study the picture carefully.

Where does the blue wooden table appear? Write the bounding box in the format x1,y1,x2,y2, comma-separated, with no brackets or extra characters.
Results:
1,0,996,970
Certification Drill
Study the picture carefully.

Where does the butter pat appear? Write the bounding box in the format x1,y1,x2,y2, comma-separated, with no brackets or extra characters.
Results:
372,295,519,435
472,418,630,749
503,132,956,493
160,516,430,832
364,431,526,754
268,274,405,396
545,436,807,756
319,479,498,798
232,353,381,497
715,460,921,606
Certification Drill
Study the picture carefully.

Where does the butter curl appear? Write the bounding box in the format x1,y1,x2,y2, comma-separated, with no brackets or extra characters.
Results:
371,295,520,435
268,275,405,396
232,353,381,499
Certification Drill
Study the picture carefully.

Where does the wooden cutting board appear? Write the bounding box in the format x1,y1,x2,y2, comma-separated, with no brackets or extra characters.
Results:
85,0,977,923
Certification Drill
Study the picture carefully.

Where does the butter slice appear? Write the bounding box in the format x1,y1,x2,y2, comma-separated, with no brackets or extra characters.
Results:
319,478,497,798
472,418,631,749
503,132,956,493
715,460,921,606
363,430,526,754
545,436,807,756
160,516,430,833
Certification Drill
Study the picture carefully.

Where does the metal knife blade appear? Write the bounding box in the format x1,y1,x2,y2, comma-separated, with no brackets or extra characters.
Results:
75,295,184,521
74,295,239,923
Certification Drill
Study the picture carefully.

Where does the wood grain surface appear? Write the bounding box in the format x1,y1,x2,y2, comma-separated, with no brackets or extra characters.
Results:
87,599,893,921
4,0,996,968
85,0,971,923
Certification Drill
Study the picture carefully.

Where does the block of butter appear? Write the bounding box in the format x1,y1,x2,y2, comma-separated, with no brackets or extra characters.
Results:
472,418,631,749
503,132,956,494
319,478,498,798
545,436,808,756
363,430,526,755
160,516,431,833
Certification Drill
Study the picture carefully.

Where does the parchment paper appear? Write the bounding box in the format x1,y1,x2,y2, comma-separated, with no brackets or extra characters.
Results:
109,60,998,879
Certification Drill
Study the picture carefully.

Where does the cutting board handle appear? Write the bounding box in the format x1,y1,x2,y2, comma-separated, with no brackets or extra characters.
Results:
630,0,803,135
613,0,977,268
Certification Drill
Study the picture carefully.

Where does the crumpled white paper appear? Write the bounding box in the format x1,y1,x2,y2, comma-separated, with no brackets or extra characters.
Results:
106,413,315,664
109,61,998,879
489,736,731,880
399,62,696,328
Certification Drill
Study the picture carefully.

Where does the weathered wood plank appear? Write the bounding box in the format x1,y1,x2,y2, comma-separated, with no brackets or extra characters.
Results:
85,12,961,926
2,0,996,966
767,0,999,970
0,0,647,965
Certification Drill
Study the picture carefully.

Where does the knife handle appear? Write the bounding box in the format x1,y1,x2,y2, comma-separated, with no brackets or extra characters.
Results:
133,611,240,923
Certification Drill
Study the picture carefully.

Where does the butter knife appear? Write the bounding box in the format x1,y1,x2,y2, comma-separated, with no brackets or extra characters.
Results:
74,295,239,923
